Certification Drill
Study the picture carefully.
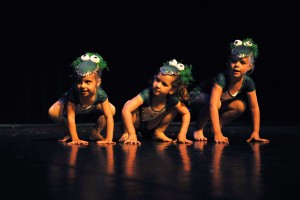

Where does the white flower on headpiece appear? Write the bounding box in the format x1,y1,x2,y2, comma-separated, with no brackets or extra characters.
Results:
233,40,243,46
81,54,90,61
169,59,185,71
90,55,100,63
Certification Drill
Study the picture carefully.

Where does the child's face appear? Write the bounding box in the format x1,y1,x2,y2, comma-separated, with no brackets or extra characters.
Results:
152,72,177,96
76,72,100,97
229,56,253,78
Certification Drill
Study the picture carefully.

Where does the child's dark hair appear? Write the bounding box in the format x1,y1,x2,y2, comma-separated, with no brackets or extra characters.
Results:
150,59,194,102
172,76,190,102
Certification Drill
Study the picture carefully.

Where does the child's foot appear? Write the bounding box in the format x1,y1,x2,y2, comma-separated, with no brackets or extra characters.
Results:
90,128,104,141
58,135,71,143
58,130,71,143
118,133,128,143
193,130,207,141
152,131,172,142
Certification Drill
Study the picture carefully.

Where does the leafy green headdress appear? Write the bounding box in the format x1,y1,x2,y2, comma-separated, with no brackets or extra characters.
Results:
230,38,258,59
160,59,194,86
71,52,108,76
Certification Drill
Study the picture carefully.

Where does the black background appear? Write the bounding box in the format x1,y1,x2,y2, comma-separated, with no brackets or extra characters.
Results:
1,1,299,124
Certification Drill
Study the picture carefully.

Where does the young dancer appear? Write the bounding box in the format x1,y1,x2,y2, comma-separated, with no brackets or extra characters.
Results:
48,52,116,145
189,38,269,143
119,59,194,145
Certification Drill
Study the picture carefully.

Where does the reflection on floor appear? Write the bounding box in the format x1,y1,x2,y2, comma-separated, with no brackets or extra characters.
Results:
1,122,299,200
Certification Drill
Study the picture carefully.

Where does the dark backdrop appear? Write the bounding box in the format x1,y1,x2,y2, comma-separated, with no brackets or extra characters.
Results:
1,1,299,124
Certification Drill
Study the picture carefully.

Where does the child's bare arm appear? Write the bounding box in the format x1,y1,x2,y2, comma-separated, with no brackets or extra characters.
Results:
67,102,89,145
246,91,269,143
123,95,143,145
98,99,116,145
174,101,193,144
210,84,228,143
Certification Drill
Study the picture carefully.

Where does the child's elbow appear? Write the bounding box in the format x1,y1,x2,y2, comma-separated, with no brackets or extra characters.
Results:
109,103,116,116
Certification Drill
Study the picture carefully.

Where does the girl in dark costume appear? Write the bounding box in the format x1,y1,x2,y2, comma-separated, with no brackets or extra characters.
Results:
119,59,194,145
48,52,116,145
189,38,269,143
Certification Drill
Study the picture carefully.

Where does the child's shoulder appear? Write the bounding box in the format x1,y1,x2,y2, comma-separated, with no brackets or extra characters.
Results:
244,74,254,82
139,87,152,101
210,71,227,79
139,87,152,94
97,86,107,94
213,71,228,82
96,87,108,102
242,75,256,92
167,94,180,107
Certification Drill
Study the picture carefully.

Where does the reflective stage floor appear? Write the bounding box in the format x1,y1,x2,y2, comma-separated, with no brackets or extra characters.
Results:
1,122,299,200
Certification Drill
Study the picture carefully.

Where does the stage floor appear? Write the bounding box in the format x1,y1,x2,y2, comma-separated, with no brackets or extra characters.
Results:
1,122,299,200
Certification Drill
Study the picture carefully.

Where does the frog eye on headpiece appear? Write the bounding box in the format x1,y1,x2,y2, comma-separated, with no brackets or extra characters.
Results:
89,55,100,63
230,38,258,59
159,59,194,86
169,59,185,71
81,54,90,61
71,52,108,77
160,59,185,76
233,40,243,46
80,54,101,63
244,40,253,46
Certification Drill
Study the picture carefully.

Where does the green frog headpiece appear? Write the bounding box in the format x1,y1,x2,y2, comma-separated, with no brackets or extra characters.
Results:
71,52,108,77
160,59,194,86
230,38,258,59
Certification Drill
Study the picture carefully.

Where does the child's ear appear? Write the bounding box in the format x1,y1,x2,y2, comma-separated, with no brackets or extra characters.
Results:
248,64,253,71
97,78,101,87
169,87,176,95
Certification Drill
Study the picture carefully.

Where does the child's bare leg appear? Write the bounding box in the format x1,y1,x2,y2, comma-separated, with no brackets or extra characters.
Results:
58,130,71,142
193,129,207,141
193,106,210,141
118,132,129,143
210,100,245,143
90,115,105,141
59,137,70,143
57,116,70,142
219,100,246,125
119,108,139,143
151,108,177,142
90,128,104,141
91,103,116,141
153,131,173,142
48,101,70,142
